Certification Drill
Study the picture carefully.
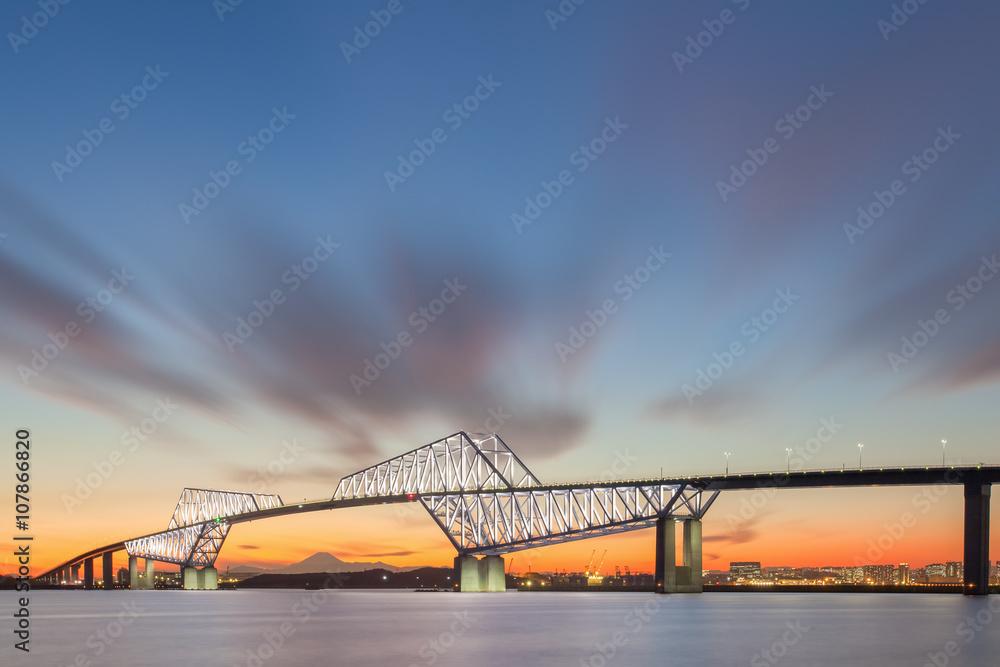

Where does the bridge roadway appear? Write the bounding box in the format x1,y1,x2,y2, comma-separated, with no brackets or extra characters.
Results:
38,464,996,593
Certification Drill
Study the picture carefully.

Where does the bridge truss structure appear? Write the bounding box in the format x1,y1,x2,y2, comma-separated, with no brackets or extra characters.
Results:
124,489,282,567
333,432,539,500
57,431,716,571
421,483,717,555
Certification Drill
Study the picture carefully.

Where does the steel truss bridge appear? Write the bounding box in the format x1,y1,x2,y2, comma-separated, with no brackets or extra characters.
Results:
38,431,998,595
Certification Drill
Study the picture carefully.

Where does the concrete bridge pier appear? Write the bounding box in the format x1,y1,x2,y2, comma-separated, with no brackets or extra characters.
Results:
71,564,80,583
656,517,703,593
145,558,155,589
83,558,94,589
454,555,505,592
102,553,114,590
129,556,139,589
182,566,218,590
963,481,991,596
200,567,218,590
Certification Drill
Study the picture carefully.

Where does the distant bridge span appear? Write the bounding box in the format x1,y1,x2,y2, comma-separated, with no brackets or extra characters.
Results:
37,432,996,595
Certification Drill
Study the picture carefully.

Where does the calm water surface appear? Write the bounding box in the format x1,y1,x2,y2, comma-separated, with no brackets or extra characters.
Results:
5,590,1000,666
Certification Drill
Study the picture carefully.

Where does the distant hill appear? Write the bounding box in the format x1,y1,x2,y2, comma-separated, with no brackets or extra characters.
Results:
230,552,428,575
238,566,457,590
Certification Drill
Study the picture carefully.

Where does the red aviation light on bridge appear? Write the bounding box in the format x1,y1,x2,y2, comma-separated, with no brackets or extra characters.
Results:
407,494,416,500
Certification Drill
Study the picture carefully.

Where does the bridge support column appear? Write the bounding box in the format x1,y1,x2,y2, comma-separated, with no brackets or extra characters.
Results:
963,481,991,596
183,567,199,590
655,516,676,592
129,556,139,589
145,558,155,590
682,520,703,592
482,556,505,592
454,555,505,592
83,558,94,589
455,555,482,592
71,564,80,583
198,567,218,590
656,518,702,593
102,553,114,590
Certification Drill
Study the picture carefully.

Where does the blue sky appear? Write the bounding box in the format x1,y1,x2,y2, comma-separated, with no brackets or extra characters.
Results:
1,1,998,569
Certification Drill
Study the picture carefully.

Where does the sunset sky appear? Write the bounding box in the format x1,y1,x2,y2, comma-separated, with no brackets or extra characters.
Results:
1,1,998,577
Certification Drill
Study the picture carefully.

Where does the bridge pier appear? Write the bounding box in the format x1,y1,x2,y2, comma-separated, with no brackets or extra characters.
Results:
102,553,114,590
83,558,94,589
71,564,79,583
145,558,155,589
656,517,702,594
182,566,218,590
129,556,139,589
963,481,991,596
454,555,505,592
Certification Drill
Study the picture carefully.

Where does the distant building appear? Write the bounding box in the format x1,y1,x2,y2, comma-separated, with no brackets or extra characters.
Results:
926,563,947,578
898,563,910,585
117,567,128,587
730,562,762,582
863,564,893,585
946,561,963,579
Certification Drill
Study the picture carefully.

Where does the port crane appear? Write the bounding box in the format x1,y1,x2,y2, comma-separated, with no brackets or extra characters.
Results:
593,550,607,577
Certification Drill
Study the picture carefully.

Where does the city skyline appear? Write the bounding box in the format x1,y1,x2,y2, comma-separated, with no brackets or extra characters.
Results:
2,1,998,581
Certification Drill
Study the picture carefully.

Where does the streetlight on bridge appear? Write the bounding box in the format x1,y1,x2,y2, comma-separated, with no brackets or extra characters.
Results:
785,448,792,472
941,439,947,466
858,443,864,469
724,452,731,476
